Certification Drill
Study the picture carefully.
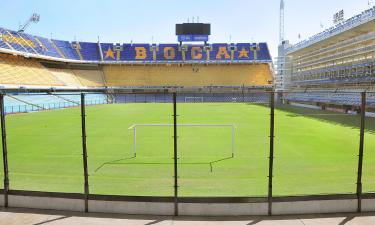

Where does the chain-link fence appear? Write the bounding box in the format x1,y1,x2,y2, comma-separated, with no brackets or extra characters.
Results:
86,93,174,196
274,92,361,196
363,92,375,194
0,90,374,212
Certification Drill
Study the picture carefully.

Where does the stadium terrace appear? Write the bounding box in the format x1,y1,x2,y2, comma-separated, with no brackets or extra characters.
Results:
0,28,272,63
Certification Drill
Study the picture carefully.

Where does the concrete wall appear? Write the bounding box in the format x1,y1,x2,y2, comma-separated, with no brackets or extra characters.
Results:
8,195,85,212
2,193,375,216
363,199,375,212
272,199,357,215
0,194,3,207
179,203,268,216
89,200,174,215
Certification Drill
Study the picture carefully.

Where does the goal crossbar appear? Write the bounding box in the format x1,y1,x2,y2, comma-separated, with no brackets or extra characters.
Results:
128,124,235,157
184,97,204,102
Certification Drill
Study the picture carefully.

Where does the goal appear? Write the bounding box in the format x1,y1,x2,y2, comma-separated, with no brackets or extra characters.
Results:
184,97,204,103
127,124,235,157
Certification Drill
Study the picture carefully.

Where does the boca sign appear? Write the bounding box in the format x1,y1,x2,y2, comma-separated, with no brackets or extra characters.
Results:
101,43,271,62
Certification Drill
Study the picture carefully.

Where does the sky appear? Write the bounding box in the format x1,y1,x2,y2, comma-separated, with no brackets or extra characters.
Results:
0,0,373,58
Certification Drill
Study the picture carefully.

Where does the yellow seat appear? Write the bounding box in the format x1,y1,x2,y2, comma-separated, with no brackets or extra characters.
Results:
103,64,273,87
0,54,63,86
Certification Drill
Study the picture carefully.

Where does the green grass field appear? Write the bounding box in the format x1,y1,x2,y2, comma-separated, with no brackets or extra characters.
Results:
1,102,375,197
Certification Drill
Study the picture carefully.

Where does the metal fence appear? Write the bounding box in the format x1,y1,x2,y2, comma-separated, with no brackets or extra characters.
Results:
0,91,374,215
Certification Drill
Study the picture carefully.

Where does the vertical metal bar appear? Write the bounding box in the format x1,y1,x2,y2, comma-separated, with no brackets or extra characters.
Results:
0,94,9,207
268,91,275,216
356,92,366,212
173,92,179,216
231,125,235,158
133,127,137,157
242,85,245,102
81,93,89,212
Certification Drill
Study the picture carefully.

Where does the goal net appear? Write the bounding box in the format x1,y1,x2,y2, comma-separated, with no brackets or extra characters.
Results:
185,97,204,103
127,124,235,158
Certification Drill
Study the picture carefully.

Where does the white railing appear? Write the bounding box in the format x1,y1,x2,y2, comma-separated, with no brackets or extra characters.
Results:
286,6,375,54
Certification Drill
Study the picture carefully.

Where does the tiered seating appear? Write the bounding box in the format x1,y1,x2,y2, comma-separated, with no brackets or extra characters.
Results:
59,92,107,104
34,36,62,58
158,44,183,61
0,28,23,52
100,43,116,61
52,39,80,60
210,43,229,61
103,64,272,87
4,93,108,114
292,61,375,85
49,68,105,87
113,93,269,103
49,69,83,87
285,92,375,106
72,69,105,87
79,42,100,61
0,26,272,63
0,53,63,86
128,44,152,61
0,28,11,50
287,6,375,53
0,52,105,88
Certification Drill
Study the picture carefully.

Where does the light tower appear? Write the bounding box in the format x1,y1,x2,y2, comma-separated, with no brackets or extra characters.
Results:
276,0,289,93
279,0,285,44
18,13,40,33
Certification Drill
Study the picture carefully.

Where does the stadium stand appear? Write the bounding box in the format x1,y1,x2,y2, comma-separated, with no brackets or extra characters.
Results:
48,68,105,87
0,26,273,63
287,6,375,53
285,91,375,107
282,6,375,107
0,53,63,86
35,36,62,58
79,42,101,61
52,39,80,60
3,93,107,114
48,68,84,87
103,64,272,87
0,24,274,113
72,69,106,87
113,92,269,103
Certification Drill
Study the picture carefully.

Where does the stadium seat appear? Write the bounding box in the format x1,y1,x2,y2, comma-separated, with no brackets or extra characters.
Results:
0,53,63,86
103,64,273,87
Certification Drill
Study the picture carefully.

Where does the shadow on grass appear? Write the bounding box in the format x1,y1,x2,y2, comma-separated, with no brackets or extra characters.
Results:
94,156,234,173
256,103,375,133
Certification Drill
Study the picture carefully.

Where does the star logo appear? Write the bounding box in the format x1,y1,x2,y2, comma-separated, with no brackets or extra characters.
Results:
238,47,249,58
104,47,115,59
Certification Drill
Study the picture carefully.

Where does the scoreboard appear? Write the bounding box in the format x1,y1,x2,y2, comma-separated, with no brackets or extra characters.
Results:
176,23,211,42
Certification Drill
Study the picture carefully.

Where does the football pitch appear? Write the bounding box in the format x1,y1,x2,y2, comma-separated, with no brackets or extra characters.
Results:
1,102,375,197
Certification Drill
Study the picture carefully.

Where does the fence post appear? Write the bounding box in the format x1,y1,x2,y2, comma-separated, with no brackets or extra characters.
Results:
268,91,275,216
356,92,366,212
173,92,179,216
242,84,245,102
80,93,89,212
0,94,9,207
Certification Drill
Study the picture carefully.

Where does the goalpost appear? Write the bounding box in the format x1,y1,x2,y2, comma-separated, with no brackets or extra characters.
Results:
127,124,235,158
184,97,204,103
